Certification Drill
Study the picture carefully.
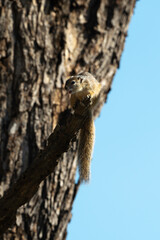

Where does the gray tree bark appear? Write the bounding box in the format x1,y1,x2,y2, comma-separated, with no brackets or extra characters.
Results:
0,0,136,239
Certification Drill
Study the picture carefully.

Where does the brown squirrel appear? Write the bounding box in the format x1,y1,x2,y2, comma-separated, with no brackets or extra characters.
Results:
65,72,101,182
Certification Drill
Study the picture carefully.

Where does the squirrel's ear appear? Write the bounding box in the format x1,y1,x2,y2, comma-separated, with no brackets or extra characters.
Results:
77,77,83,83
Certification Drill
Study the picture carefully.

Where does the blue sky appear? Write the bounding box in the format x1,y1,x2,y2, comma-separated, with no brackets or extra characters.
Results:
68,1,160,239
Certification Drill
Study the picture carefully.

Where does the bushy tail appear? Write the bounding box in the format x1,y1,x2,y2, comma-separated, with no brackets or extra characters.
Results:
78,116,95,182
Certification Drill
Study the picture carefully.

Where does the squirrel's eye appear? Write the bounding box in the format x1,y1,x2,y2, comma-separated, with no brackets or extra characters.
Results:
71,81,75,85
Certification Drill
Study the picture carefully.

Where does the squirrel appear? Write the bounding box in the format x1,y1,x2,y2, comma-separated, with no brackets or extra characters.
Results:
65,72,101,182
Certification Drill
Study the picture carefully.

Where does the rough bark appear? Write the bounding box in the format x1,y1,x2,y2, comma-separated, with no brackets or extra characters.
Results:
0,99,92,235
0,0,136,239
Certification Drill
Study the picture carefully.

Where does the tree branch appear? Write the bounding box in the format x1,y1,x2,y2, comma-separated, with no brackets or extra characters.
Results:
0,100,91,235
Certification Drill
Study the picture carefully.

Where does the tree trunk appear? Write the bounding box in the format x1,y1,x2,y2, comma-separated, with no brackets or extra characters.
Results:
0,0,136,239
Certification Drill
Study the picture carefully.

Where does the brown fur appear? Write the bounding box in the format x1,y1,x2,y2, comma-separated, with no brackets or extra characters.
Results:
65,72,101,182
78,116,95,182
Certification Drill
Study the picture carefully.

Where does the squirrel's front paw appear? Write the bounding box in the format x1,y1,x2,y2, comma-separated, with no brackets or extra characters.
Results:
80,95,92,107
86,95,92,105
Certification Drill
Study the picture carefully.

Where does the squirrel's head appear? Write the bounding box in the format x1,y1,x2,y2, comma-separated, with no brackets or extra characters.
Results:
65,72,95,94
65,75,84,94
